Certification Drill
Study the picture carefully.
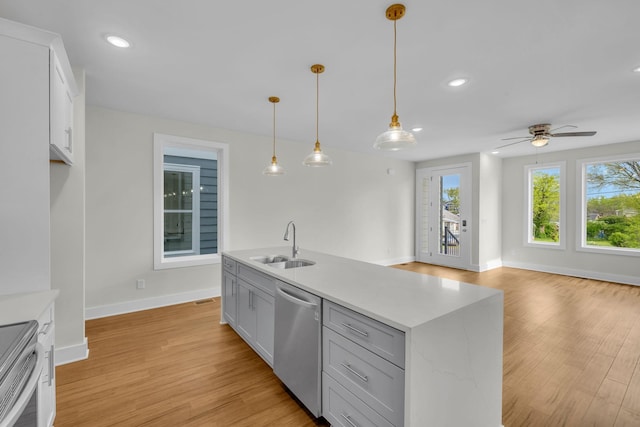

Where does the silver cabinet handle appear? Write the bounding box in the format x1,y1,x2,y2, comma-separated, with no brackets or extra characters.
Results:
231,279,235,296
341,413,358,427
341,322,369,337
49,344,55,386
341,363,368,383
65,127,73,152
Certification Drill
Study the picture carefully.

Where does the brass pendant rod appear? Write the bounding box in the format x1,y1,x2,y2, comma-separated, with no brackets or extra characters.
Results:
393,18,397,119
316,69,319,143
272,101,276,158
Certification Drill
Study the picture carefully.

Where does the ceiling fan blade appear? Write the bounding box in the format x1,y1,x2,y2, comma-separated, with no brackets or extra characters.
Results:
550,131,597,137
496,138,531,149
501,135,530,141
549,125,577,133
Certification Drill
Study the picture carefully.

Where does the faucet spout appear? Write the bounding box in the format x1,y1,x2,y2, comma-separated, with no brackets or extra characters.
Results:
283,221,298,258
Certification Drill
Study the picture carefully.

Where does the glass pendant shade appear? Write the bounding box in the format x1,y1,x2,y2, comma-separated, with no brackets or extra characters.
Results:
263,156,285,175
303,141,332,167
374,118,416,151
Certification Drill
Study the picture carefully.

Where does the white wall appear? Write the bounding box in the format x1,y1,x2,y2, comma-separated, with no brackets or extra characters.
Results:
50,69,87,362
85,107,415,314
502,140,640,285
478,153,502,270
0,35,50,295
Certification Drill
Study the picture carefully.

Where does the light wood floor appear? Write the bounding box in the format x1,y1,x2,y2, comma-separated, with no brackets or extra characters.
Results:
55,264,640,426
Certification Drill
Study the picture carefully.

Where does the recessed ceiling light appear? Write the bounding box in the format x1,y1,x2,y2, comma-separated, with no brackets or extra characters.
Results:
106,35,131,48
633,66,640,73
447,78,468,87
491,150,500,155
411,127,423,132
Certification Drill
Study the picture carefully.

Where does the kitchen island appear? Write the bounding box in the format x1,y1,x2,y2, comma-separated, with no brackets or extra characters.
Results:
222,247,503,427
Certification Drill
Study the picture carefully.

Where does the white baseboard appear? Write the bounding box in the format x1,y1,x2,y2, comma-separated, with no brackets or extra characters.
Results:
478,259,503,272
502,260,640,286
85,288,221,320
56,337,89,365
374,255,416,266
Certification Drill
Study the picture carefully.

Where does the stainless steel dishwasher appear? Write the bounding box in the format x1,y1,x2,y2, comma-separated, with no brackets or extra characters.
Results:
274,281,322,417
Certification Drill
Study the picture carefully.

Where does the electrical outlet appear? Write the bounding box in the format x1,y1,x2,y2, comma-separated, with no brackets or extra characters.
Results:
136,279,145,289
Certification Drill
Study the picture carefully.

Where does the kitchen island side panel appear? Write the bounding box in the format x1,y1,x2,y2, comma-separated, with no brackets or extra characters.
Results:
405,291,504,427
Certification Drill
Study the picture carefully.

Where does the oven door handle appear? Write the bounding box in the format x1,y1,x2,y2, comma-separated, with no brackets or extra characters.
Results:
0,343,45,427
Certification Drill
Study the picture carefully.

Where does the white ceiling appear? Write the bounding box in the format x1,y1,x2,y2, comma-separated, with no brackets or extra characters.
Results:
2,0,639,161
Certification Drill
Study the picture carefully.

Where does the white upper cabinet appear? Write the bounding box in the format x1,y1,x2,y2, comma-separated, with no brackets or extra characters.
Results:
49,49,75,164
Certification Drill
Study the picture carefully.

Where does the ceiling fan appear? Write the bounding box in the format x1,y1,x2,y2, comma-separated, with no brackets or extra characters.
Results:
497,123,597,149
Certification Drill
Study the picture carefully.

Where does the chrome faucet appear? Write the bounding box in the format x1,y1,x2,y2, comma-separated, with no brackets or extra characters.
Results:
283,221,299,258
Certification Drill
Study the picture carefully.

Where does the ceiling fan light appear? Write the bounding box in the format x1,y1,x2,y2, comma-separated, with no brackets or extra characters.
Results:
531,135,550,147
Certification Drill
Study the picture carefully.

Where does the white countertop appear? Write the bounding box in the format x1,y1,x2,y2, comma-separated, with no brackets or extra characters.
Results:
0,289,59,325
224,247,502,332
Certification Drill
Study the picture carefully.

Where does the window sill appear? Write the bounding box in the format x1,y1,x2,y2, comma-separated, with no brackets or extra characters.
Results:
154,253,221,270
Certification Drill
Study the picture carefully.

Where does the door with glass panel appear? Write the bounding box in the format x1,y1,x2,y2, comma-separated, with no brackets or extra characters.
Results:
416,164,472,269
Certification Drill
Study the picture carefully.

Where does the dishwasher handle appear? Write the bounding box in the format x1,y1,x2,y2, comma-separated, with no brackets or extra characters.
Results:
276,287,318,310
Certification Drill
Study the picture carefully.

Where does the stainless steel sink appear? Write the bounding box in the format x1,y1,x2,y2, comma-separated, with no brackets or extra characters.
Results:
250,254,315,269
250,255,290,264
268,259,316,269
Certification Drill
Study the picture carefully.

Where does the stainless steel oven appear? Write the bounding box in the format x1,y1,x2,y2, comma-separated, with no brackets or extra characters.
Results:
0,321,43,427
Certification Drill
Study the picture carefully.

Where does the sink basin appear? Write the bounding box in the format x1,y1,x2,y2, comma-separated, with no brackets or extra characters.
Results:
250,255,290,264
268,259,316,269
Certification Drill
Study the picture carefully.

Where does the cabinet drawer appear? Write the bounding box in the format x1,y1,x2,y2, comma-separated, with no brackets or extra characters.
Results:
324,301,405,368
222,256,237,274
323,328,404,427
238,264,275,296
323,372,395,427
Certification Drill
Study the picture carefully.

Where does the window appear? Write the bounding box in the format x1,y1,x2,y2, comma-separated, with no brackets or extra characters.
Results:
525,162,565,248
154,133,229,269
579,156,640,256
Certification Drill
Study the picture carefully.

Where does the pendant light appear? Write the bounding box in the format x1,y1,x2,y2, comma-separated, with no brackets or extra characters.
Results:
303,64,332,167
373,4,416,151
263,96,285,176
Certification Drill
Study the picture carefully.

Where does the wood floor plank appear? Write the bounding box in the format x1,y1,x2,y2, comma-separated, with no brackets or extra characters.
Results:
621,354,640,415
582,378,627,427
55,264,640,426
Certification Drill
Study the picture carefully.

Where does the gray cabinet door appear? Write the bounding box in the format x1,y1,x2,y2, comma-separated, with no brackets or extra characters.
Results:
236,280,256,344
253,286,275,366
222,270,237,327
235,278,275,367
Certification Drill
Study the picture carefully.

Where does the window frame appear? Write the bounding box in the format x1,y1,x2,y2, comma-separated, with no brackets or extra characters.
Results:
163,162,200,256
524,161,566,250
577,154,640,257
153,133,229,270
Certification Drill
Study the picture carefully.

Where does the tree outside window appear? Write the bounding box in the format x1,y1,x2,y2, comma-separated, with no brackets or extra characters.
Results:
525,163,564,248
585,160,640,251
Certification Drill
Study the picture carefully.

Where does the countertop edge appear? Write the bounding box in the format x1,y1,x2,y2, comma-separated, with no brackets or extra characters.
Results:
0,289,60,325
